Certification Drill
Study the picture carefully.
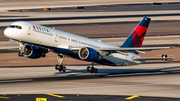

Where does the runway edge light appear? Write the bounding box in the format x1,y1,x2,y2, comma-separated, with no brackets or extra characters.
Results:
36,98,48,101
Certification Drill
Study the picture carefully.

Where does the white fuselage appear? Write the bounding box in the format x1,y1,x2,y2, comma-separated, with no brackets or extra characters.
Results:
4,21,143,66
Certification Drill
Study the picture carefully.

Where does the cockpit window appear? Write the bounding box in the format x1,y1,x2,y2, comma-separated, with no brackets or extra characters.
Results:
8,25,22,29
16,26,22,29
9,25,16,28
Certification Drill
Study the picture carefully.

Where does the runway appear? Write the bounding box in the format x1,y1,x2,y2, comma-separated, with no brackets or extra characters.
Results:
0,63,180,98
0,0,179,12
0,95,179,101
27,3,180,12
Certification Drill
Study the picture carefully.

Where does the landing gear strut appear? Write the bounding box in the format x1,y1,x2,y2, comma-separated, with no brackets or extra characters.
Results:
18,42,25,57
87,62,98,73
55,54,66,72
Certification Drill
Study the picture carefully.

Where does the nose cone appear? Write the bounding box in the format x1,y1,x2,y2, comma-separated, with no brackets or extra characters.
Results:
4,28,11,38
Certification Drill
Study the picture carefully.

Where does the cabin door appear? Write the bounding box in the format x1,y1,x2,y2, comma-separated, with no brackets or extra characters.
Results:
27,26,31,35
55,33,58,42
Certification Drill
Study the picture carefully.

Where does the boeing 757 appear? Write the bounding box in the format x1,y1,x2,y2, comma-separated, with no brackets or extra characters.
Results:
4,17,174,73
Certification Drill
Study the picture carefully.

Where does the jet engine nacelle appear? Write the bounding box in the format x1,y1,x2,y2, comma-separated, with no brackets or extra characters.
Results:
23,44,47,59
78,47,101,61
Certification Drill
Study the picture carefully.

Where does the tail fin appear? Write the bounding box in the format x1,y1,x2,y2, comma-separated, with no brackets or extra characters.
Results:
121,17,151,48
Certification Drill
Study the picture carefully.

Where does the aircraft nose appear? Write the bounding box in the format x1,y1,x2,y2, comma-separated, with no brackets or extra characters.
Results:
4,28,11,37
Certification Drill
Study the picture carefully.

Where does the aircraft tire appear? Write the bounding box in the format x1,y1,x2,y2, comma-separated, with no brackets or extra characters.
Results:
42,53,46,57
87,66,90,72
94,68,98,73
55,64,59,70
18,52,24,57
58,65,63,72
90,67,94,73
63,67,66,72
18,52,21,57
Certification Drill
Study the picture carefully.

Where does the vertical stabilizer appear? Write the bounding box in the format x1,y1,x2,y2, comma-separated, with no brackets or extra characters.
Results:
121,17,151,48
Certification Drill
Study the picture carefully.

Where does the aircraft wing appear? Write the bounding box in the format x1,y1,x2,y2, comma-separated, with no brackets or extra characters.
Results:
99,46,174,54
0,46,19,50
133,57,175,61
0,39,19,50
68,46,174,55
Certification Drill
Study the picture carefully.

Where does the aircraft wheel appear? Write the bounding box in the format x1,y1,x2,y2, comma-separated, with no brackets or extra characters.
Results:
18,52,21,57
18,52,24,57
87,66,90,72
42,53,46,57
94,68,98,73
162,54,167,62
90,67,94,73
63,66,66,72
58,65,63,72
55,64,59,70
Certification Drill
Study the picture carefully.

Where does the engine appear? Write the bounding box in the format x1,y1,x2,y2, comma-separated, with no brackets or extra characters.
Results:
21,44,48,59
78,47,101,61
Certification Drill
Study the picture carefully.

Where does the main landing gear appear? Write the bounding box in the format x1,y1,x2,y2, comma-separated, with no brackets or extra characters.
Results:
162,54,167,62
86,62,98,73
55,54,66,72
55,55,98,73
55,64,66,72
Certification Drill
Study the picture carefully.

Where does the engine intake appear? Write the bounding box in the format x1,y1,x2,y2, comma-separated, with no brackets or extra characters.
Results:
23,44,47,59
78,47,101,61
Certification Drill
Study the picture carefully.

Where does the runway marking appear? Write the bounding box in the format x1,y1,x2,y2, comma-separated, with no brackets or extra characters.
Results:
126,95,139,100
36,98,47,101
39,20,84,22
0,81,121,87
47,94,65,98
0,96,10,99
0,71,55,76
0,79,32,83
125,95,139,100
73,79,140,85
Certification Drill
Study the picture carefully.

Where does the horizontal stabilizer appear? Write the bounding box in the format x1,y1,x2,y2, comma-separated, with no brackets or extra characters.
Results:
133,57,175,61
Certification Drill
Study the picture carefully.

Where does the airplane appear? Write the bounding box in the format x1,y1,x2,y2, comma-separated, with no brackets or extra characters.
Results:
4,17,174,73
